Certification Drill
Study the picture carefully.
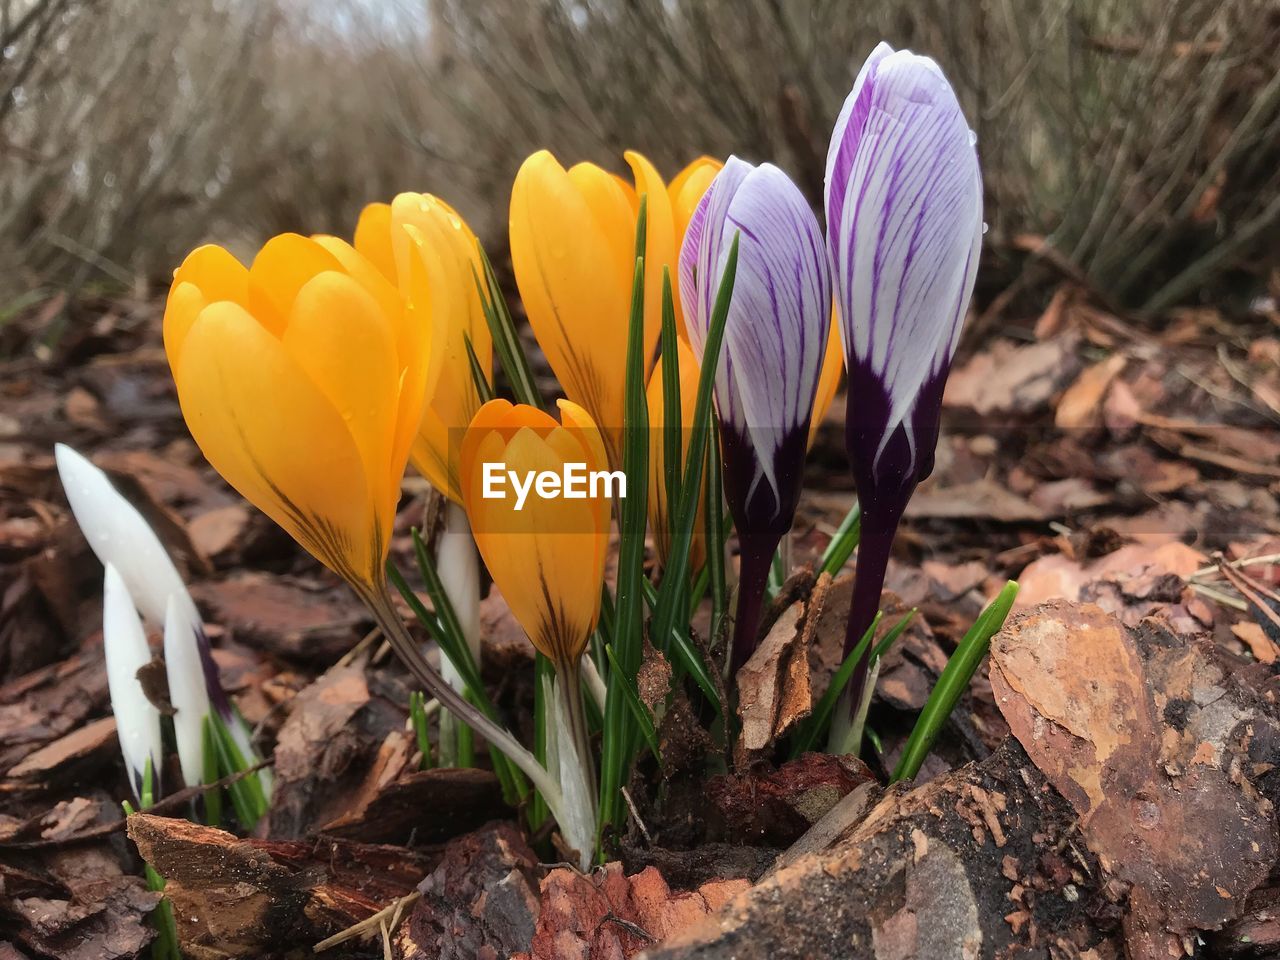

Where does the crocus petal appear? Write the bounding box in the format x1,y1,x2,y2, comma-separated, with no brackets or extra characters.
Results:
246,234,344,337
511,151,632,446
808,315,845,450
163,245,249,359
173,301,379,583
281,270,400,519
103,564,163,800
352,202,396,281
378,193,492,503
163,595,211,789
510,150,680,464
55,443,201,633
668,156,723,338
681,157,830,529
460,400,610,665
825,44,982,482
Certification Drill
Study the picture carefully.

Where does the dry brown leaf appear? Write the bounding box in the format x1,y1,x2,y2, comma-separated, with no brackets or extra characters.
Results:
1016,540,1206,607
906,478,1045,522
1055,354,1128,430
1231,622,1278,664
944,333,1083,417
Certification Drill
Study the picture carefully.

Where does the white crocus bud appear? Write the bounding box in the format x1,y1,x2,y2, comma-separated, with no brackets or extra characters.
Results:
56,443,268,796
104,564,163,802
164,595,211,789
55,443,200,632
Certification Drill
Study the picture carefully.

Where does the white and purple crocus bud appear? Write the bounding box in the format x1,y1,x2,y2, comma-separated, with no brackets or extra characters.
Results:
680,156,831,672
825,44,983,664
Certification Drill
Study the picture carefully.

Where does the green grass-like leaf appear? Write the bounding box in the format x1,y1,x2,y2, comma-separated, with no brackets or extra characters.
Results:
409,691,434,769
640,577,718,709
659,269,682,548
818,501,861,577
604,643,661,757
473,241,543,408
463,331,496,404
790,611,884,757
207,709,268,828
599,206,651,832
391,545,527,805
891,581,1019,783
650,234,740,689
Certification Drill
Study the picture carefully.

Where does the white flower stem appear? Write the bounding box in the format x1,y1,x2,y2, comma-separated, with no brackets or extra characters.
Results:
436,501,481,765
553,658,599,871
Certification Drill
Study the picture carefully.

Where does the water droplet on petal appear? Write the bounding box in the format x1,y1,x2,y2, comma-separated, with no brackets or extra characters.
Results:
968,129,978,146
981,222,989,235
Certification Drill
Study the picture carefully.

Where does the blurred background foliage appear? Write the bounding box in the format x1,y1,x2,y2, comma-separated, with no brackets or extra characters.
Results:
2,0,1278,324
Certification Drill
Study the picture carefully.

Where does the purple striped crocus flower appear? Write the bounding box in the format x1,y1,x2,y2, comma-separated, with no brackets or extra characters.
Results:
826,45,983,677
680,156,831,673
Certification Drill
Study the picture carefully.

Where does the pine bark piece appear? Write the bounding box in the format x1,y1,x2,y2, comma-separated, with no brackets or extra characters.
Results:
990,600,1280,960
396,821,541,960
513,862,751,960
126,813,437,960
643,741,1113,960
708,754,874,848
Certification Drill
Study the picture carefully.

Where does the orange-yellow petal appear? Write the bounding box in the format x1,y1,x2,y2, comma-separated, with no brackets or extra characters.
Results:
164,245,249,360
461,401,610,663
281,271,400,530
808,311,845,450
247,234,344,337
174,302,379,583
510,152,632,458
353,202,396,281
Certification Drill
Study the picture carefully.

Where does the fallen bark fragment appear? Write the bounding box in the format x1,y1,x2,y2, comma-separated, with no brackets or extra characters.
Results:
3,715,117,792
515,863,750,960
321,764,507,845
1,843,159,960
989,600,1280,960
396,821,541,960
643,741,1113,960
707,753,873,847
191,572,369,663
127,813,437,959
734,600,807,765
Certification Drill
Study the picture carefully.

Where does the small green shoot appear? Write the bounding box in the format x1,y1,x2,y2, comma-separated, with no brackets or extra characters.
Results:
892,581,1019,783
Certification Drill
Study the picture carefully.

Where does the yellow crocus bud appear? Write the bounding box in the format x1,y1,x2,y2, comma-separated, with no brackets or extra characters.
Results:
509,149,679,465
163,234,439,589
667,156,723,339
808,314,845,450
646,339,706,573
355,194,492,503
459,399,611,667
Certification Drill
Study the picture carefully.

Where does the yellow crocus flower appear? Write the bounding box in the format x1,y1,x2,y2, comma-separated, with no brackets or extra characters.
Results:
808,315,845,449
646,339,706,573
355,194,492,503
459,399,611,667
668,156,723,338
163,233,439,589
509,150,681,465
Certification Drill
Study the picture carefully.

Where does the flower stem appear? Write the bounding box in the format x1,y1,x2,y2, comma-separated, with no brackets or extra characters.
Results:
831,502,904,753
360,581,566,818
554,656,598,870
729,533,778,676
